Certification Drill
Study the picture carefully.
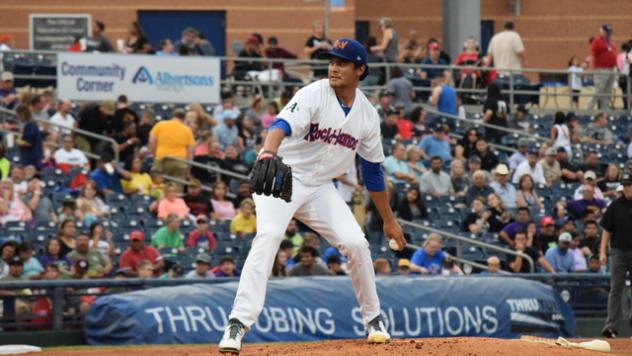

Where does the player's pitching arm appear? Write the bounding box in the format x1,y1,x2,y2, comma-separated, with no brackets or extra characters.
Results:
360,158,406,251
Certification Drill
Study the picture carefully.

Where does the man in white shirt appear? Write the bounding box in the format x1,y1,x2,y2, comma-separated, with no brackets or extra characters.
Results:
512,148,546,185
508,139,529,171
49,99,77,134
53,135,90,170
420,156,454,197
486,21,525,74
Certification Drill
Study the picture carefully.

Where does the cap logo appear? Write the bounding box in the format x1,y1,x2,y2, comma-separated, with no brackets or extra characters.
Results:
333,40,349,50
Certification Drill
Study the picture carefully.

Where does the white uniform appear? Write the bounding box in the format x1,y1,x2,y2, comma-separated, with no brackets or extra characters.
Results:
229,79,385,328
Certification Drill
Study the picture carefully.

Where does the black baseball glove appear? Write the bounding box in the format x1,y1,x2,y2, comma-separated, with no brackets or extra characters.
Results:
250,151,293,202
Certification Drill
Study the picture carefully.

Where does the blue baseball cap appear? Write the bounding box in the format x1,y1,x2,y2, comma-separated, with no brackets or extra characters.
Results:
319,38,369,80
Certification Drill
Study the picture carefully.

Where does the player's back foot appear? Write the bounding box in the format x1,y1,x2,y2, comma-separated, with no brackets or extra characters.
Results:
219,318,247,354
366,315,391,344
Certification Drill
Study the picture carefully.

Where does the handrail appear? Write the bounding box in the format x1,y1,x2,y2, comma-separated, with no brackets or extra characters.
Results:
448,132,518,154
163,155,249,181
423,106,549,142
0,106,119,162
398,218,535,273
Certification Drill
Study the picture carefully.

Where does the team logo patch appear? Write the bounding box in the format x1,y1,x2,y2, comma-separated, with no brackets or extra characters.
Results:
333,40,349,50
303,123,358,150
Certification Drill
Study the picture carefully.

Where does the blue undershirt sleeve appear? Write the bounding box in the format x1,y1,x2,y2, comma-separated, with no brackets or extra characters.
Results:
360,157,385,192
269,118,292,137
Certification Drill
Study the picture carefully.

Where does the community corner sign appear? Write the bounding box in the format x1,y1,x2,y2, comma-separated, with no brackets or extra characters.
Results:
30,14,91,51
57,53,221,104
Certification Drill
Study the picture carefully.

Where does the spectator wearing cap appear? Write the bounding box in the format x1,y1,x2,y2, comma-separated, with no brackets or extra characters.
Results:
480,256,501,276
159,264,184,280
567,183,607,220
184,179,213,217
573,171,604,200
327,255,346,276
233,35,264,80
0,256,32,318
545,232,575,273
77,100,114,153
375,90,394,120
85,20,113,52
186,215,217,251
386,67,414,115
419,156,454,198
584,112,614,145
464,170,494,206
89,153,131,195
485,21,525,75
119,230,164,277
418,124,451,164
185,253,215,279
265,36,298,76
557,147,582,183
397,258,411,275
539,147,562,185
153,182,190,220
428,71,457,117
213,110,239,150
14,104,43,169
508,138,529,171
420,42,448,80
509,230,554,273
149,108,195,184
590,25,617,110
383,143,418,185
490,164,517,209
601,173,632,337
380,106,400,140
0,71,18,109
151,213,185,251
512,148,546,185
213,256,241,277
499,207,532,246
536,216,558,254
230,198,256,236
67,232,112,278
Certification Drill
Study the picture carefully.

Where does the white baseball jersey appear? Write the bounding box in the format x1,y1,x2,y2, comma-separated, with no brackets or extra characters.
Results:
276,79,385,186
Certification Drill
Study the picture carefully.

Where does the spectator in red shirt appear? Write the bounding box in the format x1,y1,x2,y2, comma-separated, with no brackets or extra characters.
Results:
118,230,164,277
186,215,217,251
590,24,617,110
265,36,297,76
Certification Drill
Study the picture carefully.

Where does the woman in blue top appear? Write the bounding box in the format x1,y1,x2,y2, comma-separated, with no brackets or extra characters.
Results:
409,233,446,275
15,104,43,169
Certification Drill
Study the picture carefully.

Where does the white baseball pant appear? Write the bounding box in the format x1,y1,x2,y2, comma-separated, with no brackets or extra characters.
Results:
229,179,381,329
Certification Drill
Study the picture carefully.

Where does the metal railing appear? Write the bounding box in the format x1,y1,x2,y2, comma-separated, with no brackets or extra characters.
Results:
0,106,119,163
4,50,631,110
398,218,535,273
159,156,249,193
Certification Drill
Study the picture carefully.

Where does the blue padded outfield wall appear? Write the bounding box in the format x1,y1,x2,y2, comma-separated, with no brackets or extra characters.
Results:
84,276,574,345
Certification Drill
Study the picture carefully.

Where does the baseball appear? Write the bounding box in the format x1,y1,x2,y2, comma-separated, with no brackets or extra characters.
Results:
389,239,400,251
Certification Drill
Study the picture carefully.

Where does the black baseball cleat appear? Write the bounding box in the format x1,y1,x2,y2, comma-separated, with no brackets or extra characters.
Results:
601,327,617,339
219,318,247,354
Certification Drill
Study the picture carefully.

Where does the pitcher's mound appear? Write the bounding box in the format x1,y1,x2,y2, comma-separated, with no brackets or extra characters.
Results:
40,337,632,356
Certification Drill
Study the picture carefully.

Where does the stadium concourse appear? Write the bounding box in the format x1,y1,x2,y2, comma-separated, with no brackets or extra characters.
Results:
0,15,631,348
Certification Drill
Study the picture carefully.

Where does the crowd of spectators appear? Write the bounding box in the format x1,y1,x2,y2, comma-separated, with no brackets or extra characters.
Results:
0,16,627,326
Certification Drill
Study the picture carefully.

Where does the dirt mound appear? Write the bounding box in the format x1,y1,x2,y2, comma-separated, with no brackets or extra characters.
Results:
40,337,632,356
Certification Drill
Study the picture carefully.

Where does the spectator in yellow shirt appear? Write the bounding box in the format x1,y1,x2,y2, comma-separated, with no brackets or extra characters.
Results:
121,157,152,195
148,108,195,187
230,198,256,236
